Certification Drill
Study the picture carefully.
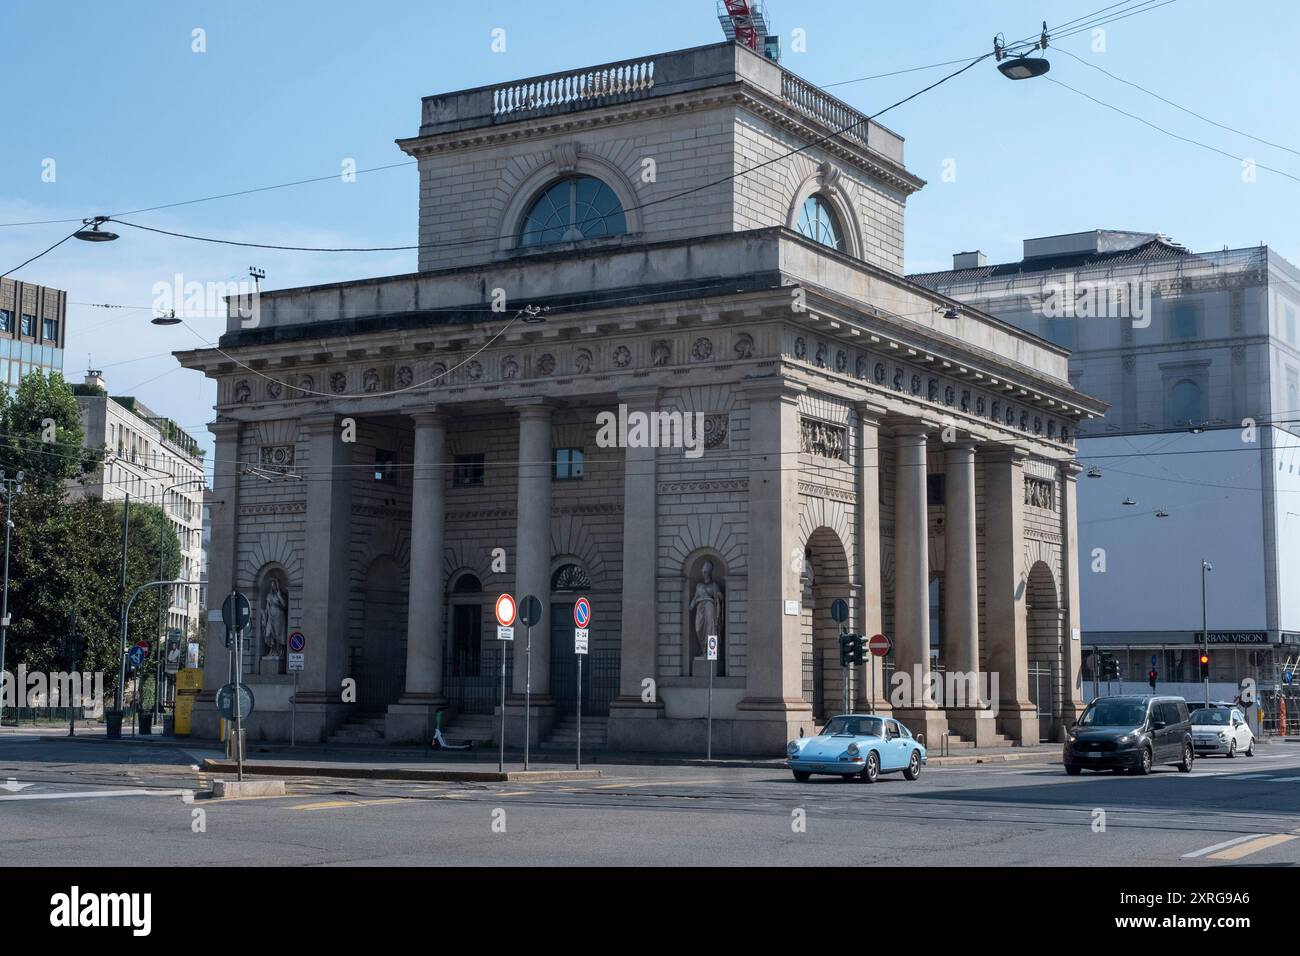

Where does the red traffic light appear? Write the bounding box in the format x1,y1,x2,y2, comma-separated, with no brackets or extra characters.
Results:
1199,654,1209,665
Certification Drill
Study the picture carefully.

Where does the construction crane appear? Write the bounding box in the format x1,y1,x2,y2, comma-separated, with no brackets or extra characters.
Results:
717,1,779,61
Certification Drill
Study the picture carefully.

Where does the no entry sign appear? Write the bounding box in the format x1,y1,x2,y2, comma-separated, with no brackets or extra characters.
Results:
494,593,516,627
573,596,591,628
869,633,892,657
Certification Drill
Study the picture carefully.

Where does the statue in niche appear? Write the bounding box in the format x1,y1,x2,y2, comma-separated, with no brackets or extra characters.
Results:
689,560,725,665
260,573,289,663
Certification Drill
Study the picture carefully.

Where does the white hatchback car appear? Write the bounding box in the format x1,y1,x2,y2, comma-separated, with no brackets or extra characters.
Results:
1190,706,1255,757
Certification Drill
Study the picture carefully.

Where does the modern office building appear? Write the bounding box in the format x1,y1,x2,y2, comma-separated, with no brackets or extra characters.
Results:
912,231,1300,699
70,371,207,639
0,277,67,390
176,41,1104,751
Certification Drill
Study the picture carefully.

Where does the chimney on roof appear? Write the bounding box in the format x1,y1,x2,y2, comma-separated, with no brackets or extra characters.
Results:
953,250,987,270
85,369,105,390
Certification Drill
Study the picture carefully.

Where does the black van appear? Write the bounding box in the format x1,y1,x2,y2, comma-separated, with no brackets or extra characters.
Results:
1063,695,1195,775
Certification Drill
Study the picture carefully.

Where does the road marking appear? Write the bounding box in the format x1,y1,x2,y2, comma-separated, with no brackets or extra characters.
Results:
496,791,534,797
1206,833,1298,861
1182,834,1267,858
0,788,184,802
290,797,410,812
1227,773,1276,780
1267,775,1300,782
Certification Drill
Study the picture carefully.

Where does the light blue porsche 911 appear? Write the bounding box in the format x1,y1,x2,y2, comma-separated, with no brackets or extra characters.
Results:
786,714,927,783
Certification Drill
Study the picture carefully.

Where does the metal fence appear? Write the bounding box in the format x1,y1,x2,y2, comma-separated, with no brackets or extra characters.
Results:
550,648,620,717
802,652,815,707
1028,660,1058,743
445,646,513,716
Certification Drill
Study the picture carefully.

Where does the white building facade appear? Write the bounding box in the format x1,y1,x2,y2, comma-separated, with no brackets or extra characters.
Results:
177,43,1104,753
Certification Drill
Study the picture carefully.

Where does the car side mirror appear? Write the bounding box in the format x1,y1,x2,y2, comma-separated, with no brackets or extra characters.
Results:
1151,720,1166,730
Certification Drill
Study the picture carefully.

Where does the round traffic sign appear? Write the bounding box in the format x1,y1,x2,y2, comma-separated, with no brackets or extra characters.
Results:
216,682,255,720
830,598,849,623
519,595,543,627
221,591,252,630
573,596,591,628
288,630,306,653
868,633,892,657
494,593,516,627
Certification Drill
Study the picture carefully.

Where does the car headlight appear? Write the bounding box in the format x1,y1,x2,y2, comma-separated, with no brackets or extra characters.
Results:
846,742,860,756
1218,731,1229,741
1116,735,1132,745
787,740,800,756
1067,733,1078,743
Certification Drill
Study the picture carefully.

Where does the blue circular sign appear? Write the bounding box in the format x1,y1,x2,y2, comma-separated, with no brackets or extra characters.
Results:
288,631,306,653
573,597,591,628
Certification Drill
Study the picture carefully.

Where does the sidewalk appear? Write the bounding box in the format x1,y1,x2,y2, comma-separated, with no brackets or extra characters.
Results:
22,723,1066,778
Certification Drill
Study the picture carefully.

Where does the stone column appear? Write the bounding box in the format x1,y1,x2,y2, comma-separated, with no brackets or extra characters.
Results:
944,442,995,744
892,423,947,744
193,420,240,738
984,444,1038,745
854,403,890,714
296,413,353,742
736,379,811,752
387,408,447,742
608,387,664,751
1059,459,1086,733
504,397,554,746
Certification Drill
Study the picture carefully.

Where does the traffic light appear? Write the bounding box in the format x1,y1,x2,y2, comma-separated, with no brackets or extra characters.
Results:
1147,669,1157,690
839,632,853,667
1099,653,1121,681
851,634,868,666
1199,653,1210,680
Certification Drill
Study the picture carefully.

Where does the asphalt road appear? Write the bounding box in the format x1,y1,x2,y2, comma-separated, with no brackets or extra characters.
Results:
2,734,1299,866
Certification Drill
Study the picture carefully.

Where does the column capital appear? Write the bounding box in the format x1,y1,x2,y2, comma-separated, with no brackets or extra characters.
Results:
853,400,889,426
883,414,945,438
505,395,554,419
743,377,806,405
982,442,1032,465
208,419,242,441
1059,458,1085,481
944,440,978,459
300,412,341,434
403,406,449,429
617,385,661,407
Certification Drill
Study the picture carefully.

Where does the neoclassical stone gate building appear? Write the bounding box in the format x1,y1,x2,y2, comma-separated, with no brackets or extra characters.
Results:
179,42,1105,753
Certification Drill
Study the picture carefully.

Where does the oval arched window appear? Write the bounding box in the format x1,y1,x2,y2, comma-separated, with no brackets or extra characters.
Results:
520,175,627,247
796,195,845,251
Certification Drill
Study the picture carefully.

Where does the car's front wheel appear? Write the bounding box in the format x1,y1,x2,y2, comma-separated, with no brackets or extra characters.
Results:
1227,739,1237,758
1178,743,1194,773
1246,738,1255,757
1132,746,1153,775
792,771,811,782
903,750,922,781
858,751,880,783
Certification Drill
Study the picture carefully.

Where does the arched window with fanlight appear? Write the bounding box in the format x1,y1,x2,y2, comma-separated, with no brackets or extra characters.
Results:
1167,379,1204,426
519,175,627,247
796,195,845,251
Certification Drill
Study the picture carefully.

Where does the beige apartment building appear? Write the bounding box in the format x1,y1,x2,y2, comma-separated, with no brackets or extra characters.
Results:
176,41,1104,753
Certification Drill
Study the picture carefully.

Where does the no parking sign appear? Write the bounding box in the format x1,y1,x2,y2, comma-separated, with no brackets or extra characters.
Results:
574,597,591,655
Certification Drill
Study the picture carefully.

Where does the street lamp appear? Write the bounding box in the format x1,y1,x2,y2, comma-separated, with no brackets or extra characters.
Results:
73,216,119,243
150,310,181,327
0,470,24,729
1201,560,1213,708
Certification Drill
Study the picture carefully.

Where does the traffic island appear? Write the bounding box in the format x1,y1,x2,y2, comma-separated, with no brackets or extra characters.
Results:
211,778,287,799
200,758,602,783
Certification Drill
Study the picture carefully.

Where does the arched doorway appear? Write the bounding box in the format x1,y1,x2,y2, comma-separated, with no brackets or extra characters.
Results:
356,556,406,713
1026,561,1063,741
804,527,851,721
548,562,616,715
444,571,504,714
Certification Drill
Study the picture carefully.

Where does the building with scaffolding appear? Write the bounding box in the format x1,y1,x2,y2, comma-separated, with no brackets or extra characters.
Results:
913,231,1300,717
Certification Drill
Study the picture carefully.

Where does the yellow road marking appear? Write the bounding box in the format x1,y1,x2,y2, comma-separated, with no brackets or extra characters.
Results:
290,798,410,811
1207,833,1298,861
496,791,534,797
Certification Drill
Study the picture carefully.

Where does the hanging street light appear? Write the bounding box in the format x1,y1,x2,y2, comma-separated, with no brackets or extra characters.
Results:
73,216,119,243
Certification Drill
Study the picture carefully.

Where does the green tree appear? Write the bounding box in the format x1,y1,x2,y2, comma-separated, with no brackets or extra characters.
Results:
0,370,99,491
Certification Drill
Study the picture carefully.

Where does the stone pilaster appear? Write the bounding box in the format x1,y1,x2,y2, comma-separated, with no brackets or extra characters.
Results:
191,419,241,739
984,444,1038,745
735,379,812,752
608,387,665,750
295,413,353,741
1059,459,1087,734
387,408,448,743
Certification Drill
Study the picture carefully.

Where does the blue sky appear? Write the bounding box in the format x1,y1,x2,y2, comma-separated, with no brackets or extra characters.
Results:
2,0,1297,466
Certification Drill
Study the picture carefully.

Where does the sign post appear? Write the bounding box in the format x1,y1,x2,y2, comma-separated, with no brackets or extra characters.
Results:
519,595,542,771
221,591,252,781
287,630,306,747
573,596,591,770
868,633,891,713
494,594,516,773
831,599,849,715
706,634,718,760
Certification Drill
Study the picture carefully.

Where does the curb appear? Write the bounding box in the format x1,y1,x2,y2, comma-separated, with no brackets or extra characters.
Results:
199,759,603,783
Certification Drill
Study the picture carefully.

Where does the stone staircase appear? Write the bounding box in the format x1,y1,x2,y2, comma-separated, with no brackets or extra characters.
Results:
440,713,497,746
541,716,608,751
325,714,387,745
937,730,1016,750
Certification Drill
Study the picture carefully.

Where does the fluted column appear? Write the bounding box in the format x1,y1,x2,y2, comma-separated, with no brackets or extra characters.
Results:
387,409,447,741
944,441,995,744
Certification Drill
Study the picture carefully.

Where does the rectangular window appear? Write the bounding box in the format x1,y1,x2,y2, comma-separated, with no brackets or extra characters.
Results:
453,453,485,487
1287,307,1297,345
42,317,57,341
20,314,34,337
1168,302,1200,340
926,473,946,506
0,310,10,333
554,447,585,481
373,448,396,483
